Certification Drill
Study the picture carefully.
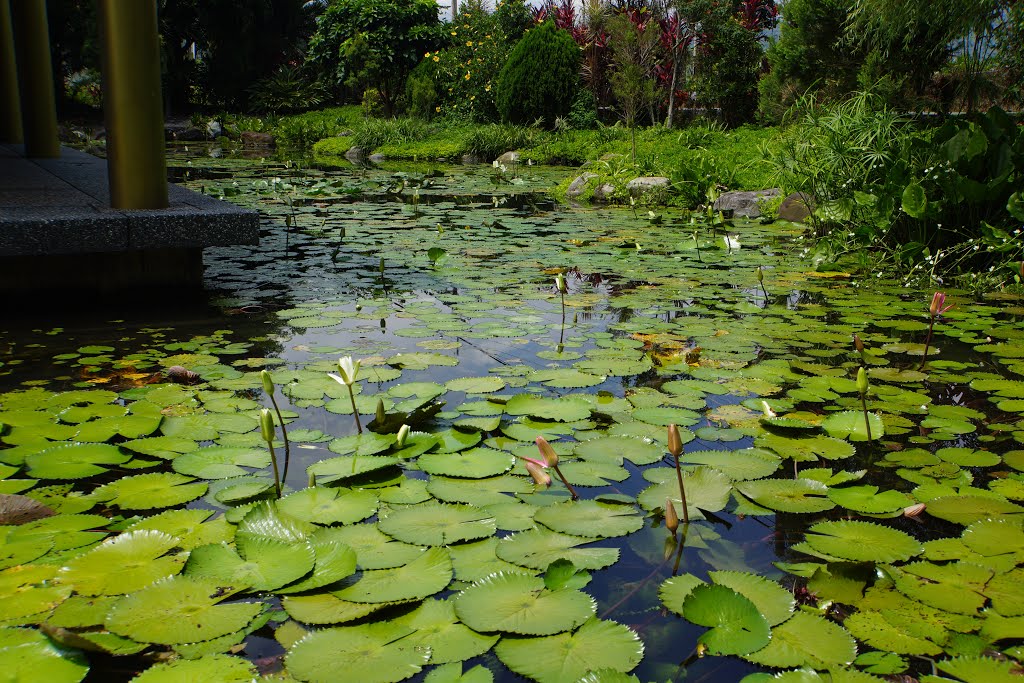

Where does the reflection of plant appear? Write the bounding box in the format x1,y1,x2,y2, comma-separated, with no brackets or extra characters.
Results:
668,424,689,525
329,356,363,433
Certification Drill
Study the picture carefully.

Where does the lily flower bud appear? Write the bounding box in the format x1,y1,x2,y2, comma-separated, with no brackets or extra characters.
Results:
535,436,559,468
375,399,386,424
396,424,411,448
555,272,567,294
260,370,275,395
525,461,551,487
667,424,683,457
259,408,275,443
853,334,864,353
756,266,763,283
856,367,869,395
664,498,679,534
330,356,360,386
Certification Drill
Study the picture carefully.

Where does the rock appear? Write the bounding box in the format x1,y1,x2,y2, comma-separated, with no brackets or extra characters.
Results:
206,120,223,138
240,131,276,148
566,173,598,199
495,151,520,165
592,184,616,201
626,176,670,197
461,153,484,164
713,188,782,218
368,153,385,163
778,192,815,223
344,146,366,162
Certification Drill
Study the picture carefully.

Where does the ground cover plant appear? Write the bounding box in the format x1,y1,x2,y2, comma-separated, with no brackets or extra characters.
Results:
4,147,1024,682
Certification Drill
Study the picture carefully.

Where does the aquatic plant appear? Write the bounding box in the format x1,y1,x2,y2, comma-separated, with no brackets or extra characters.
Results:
667,424,690,525
919,290,953,369
856,367,872,442
756,265,768,299
261,370,291,480
535,436,579,501
259,409,282,498
328,356,363,434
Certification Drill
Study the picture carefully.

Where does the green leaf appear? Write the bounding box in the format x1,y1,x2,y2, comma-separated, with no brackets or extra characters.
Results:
742,611,856,669
171,447,269,479
277,487,379,525
454,572,595,635
828,485,913,514
185,536,315,592
822,411,884,441
277,527,358,594
57,530,183,596
1008,192,1024,222
927,495,1024,525
418,448,514,479
378,501,496,546
494,618,643,683
803,521,922,563
0,627,89,682
497,528,619,571
505,394,592,422
735,479,835,514
90,473,207,510
681,584,771,656
106,576,261,645
534,500,643,538
708,571,794,627
333,546,452,603
130,654,257,683
286,622,429,683
394,598,498,664
637,466,732,520
25,443,130,479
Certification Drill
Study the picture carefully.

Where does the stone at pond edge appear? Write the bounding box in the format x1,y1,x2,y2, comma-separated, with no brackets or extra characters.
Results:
593,183,616,201
345,146,366,162
241,131,276,148
495,151,520,165
778,192,816,223
626,177,670,197
567,173,598,199
368,154,386,163
713,189,782,218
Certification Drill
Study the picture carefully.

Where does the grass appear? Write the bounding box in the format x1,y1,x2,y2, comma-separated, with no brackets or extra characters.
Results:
223,106,364,148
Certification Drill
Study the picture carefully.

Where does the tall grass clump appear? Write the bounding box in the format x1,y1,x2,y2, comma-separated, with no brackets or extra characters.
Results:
462,124,543,159
351,118,430,152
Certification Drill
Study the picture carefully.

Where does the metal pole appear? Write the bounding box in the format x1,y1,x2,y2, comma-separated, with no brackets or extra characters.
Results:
97,0,167,209
9,0,57,156
0,0,22,143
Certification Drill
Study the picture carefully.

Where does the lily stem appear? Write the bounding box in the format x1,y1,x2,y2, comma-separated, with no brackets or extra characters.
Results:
267,443,282,498
347,385,362,434
671,452,690,525
860,391,872,442
552,463,579,501
268,394,291,485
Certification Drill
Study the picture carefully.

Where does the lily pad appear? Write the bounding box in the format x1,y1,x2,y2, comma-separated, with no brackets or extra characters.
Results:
454,572,595,635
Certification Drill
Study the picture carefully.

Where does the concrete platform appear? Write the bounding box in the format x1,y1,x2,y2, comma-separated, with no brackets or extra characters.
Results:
0,144,259,291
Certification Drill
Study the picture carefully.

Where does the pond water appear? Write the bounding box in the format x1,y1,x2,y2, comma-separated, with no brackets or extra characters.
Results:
2,144,1024,683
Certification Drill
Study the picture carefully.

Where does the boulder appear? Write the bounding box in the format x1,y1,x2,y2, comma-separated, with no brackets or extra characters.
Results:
461,153,484,164
626,176,670,197
344,146,366,162
240,131,276,148
592,184,616,201
495,151,520,165
368,153,385,163
778,192,815,223
713,188,782,218
174,127,207,141
566,173,598,199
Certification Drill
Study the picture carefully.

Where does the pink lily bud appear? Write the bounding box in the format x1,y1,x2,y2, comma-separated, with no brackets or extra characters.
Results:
535,436,559,467
667,424,683,457
664,498,679,534
526,461,551,487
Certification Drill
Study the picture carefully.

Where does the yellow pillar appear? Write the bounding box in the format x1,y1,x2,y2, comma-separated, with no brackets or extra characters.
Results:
0,0,22,143
97,0,167,209
9,0,57,156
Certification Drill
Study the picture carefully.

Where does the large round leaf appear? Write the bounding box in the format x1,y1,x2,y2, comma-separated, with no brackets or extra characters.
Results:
25,443,130,479
637,466,732,520
58,530,183,596
277,527,358,594
534,500,643,539
573,437,664,466
394,598,499,663
494,618,643,683
681,584,770,656
277,487,378,525
821,411,884,442
497,528,619,571
185,537,315,592
91,473,207,510
708,571,794,627
378,502,496,546
418,448,514,479
171,447,269,479
734,479,835,514
327,524,426,570
106,576,262,644
286,622,429,683
332,546,452,603
803,521,922,563
742,611,857,669
0,627,89,682
131,654,257,683
455,572,595,635
504,395,592,422
681,448,781,480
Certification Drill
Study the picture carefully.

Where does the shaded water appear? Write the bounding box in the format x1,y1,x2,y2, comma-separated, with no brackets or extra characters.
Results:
2,144,1024,682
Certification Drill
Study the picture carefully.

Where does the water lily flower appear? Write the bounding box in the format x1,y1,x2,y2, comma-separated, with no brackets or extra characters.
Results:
664,498,679,535
525,461,551,487
760,401,777,418
330,356,360,387
396,424,411,448
555,273,567,294
535,436,559,467
259,408,275,443
261,369,275,395
929,291,953,317
856,367,869,395
723,235,740,250
903,502,926,518
667,424,683,458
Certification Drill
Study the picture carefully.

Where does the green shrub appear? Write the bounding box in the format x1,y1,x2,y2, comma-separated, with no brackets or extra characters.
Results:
496,21,580,126
462,124,544,159
351,117,429,152
405,60,439,120
272,107,363,147
247,63,333,114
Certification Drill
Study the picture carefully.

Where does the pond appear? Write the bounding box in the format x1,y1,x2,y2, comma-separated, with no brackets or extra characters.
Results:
1,144,1024,683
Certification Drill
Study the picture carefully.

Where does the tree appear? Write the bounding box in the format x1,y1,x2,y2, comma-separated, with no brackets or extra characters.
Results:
308,0,442,115
495,20,580,126
607,10,662,161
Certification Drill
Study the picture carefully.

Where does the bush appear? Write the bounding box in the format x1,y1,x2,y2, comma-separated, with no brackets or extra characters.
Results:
496,21,580,126
248,63,333,114
351,117,429,152
462,124,543,159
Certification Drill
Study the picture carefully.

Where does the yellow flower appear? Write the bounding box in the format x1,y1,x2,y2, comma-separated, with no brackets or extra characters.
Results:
435,106,441,112
465,73,471,80
485,84,491,92
424,52,431,58
466,41,473,46
450,30,457,36
470,95,476,100
432,55,439,62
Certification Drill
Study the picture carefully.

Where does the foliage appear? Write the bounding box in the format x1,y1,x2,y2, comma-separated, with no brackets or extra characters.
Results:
307,0,442,115
462,124,542,159
248,63,333,115
766,92,1024,281
496,21,581,126
225,107,362,148
607,11,662,161
408,0,533,122
350,118,431,153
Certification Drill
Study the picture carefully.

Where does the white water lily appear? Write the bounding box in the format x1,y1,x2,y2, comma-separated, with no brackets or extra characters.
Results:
329,356,360,386
723,235,741,250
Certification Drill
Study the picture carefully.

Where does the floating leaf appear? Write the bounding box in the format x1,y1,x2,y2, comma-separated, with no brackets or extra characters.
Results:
0,627,89,682
681,584,770,656
333,546,452,603
277,487,379,525
803,521,922,563
455,572,595,635
58,531,182,596
131,654,257,683
91,473,207,510
378,502,496,546
735,479,835,514
534,500,643,538
505,395,592,422
286,622,429,683
25,443,130,479
822,411,884,441
394,598,498,663
494,618,643,683
742,611,856,669
497,528,619,571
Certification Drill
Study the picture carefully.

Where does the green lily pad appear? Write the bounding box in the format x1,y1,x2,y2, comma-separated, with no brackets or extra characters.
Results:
57,530,183,596
378,501,496,546
681,584,771,656
25,443,130,479
393,597,498,663
742,611,857,669
505,394,592,422
130,654,257,683
533,500,643,538
0,627,89,682
803,520,922,563
332,546,452,603
287,622,429,683
277,487,379,525
454,572,595,635
91,473,207,510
